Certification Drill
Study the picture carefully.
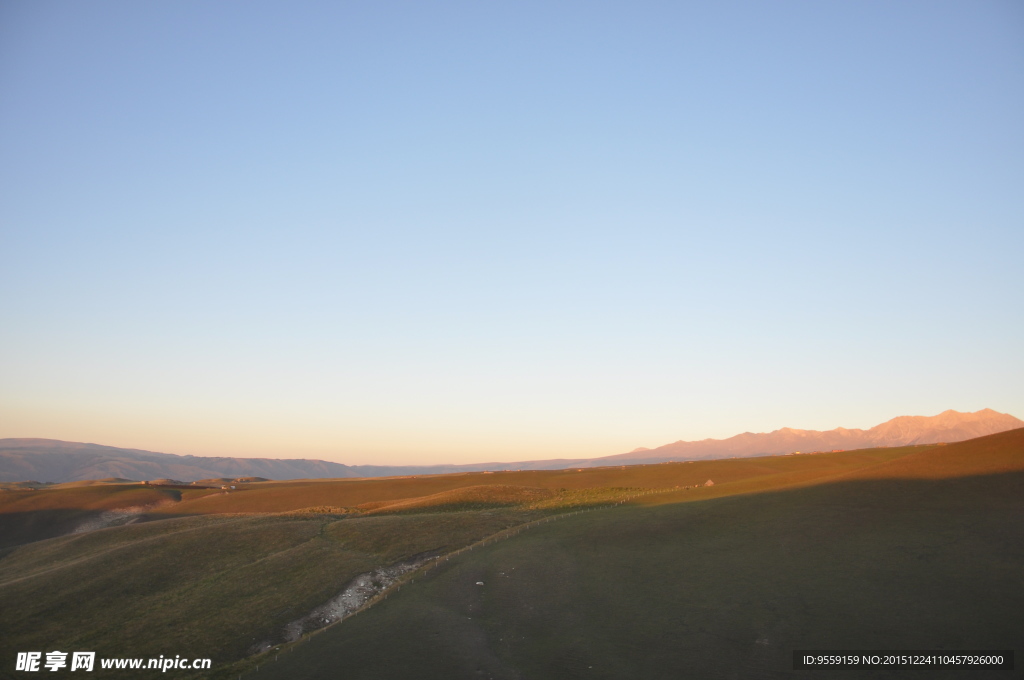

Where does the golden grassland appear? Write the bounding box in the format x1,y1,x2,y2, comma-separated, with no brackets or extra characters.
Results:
0,430,1021,679
0,485,183,550
246,429,1024,680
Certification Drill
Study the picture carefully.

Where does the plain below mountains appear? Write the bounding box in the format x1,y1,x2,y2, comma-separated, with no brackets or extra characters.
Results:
1,408,1020,484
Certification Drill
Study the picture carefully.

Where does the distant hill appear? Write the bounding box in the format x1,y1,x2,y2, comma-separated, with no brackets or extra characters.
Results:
1,409,1020,483
0,439,568,483
0,440,362,484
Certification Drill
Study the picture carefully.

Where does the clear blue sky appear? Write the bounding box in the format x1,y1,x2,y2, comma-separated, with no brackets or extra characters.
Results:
2,1,1022,464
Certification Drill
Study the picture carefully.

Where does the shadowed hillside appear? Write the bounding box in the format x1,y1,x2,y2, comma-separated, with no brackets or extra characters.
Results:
240,429,1024,680
0,430,1020,679
0,484,183,550
0,441,969,550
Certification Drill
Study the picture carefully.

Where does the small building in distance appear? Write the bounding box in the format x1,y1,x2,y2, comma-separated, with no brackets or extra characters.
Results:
704,479,714,487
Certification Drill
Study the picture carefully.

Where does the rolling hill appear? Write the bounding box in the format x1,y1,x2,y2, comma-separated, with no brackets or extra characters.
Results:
0,429,1021,679
0,439,361,484
244,428,1024,680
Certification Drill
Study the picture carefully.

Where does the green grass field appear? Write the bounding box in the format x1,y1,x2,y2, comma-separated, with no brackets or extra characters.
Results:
0,484,182,551
237,430,1024,680
1,430,1021,679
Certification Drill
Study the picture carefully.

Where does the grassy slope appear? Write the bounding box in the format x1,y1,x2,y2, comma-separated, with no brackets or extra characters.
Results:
1,435,1018,679
249,429,1024,680
150,445,919,516
0,485,182,550
0,444,919,550
0,510,540,679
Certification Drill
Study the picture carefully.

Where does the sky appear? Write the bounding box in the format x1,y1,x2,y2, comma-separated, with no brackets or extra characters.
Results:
1,1,1022,465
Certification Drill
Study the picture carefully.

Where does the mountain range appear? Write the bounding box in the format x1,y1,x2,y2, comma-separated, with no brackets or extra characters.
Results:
1,408,1020,484
602,408,1024,464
